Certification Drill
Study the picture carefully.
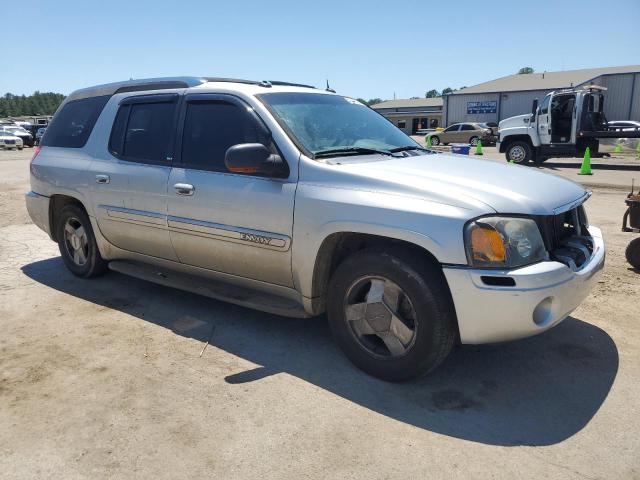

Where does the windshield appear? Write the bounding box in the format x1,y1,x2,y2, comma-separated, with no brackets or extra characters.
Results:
258,92,419,157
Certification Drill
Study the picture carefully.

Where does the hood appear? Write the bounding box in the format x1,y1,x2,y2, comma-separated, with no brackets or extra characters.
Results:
499,113,532,130
334,153,587,216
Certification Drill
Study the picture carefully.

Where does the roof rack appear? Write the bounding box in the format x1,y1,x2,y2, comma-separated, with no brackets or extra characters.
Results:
204,77,316,89
66,76,316,102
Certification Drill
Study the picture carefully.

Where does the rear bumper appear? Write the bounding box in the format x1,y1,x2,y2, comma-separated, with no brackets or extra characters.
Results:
25,191,51,237
443,226,605,344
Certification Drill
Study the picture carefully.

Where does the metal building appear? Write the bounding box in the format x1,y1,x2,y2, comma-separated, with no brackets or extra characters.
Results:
371,97,443,135
443,65,640,127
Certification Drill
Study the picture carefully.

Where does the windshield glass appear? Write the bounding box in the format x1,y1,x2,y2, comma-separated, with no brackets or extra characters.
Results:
258,92,418,156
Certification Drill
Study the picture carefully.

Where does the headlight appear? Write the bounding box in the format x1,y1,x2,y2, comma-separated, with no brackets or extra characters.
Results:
464,216,548,269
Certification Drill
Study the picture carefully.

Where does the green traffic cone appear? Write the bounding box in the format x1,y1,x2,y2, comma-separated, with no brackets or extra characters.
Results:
475,139,483,155
426,135,432,148
614,143,622,154
636,142,640,159
578,147,593,175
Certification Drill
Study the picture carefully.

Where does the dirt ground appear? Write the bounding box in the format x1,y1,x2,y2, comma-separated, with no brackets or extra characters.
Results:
1,148,639,479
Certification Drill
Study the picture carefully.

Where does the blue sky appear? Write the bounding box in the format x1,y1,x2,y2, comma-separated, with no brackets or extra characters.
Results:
2,0,639,100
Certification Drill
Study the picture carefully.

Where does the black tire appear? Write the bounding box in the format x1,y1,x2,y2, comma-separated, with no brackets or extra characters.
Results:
18,146,23,151
506,140,532,164
430,135,440,146
327,249,456,382
626,237,640,270
469,136,479,146
56,204,108,278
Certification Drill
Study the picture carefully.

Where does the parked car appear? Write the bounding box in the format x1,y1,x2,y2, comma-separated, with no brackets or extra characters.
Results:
26,77,605,382
427,123,496,146
0,126,34,147
607,120,640,131
479,122,499,137
0,131,23,150
35,127,46,145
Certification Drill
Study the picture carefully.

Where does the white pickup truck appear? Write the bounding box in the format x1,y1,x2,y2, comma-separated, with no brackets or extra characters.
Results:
498,85,640,164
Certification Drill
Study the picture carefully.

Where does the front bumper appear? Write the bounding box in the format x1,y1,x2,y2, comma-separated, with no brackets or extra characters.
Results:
443,226,605,344
25,191,51,237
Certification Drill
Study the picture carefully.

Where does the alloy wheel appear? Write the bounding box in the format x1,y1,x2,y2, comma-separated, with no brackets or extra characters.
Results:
63,217,89,266
344,276,418,358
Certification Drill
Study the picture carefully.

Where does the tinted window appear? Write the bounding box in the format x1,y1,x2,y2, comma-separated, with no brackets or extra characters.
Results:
109,100,176,163
444,124,459,132
41,95,109,148
181,101,268,172
460,124,475,131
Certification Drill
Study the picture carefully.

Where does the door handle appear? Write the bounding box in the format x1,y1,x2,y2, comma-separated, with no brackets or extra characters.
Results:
174,183,195,196
95,174,110,184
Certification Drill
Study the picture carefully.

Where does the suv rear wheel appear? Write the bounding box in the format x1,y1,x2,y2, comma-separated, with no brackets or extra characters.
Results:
56,204,108,278
506,140,532,164
327,249,456,382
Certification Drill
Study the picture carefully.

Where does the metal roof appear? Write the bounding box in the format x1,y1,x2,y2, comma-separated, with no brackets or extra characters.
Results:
452,65,640,95
371,97,443,109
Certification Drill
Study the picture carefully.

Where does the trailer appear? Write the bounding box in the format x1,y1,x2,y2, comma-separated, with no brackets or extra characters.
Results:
498,85,640,164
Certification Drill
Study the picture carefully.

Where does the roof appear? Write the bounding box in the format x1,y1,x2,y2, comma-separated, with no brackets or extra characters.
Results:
452,65,640,95
66,77,318,101
371,97,443,109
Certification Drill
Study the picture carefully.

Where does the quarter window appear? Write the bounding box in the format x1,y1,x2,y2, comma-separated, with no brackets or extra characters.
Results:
181,100,269,172
41,95,110,148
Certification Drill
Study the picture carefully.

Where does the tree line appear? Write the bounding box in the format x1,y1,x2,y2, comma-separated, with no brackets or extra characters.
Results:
0,92,66,117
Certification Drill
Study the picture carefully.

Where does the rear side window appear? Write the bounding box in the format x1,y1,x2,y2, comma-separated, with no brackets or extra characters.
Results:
460,124,475,131
109,96,177,164
41,95,109,148
181,100,269,172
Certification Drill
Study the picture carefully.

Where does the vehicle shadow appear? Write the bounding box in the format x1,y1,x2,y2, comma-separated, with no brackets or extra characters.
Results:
22,257,619,447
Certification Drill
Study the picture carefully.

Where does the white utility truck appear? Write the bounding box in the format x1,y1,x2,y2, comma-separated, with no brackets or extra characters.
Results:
498,85,640,164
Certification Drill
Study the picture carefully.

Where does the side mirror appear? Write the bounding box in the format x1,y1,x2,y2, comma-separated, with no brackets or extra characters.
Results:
532,99,539,116
225,143,287,178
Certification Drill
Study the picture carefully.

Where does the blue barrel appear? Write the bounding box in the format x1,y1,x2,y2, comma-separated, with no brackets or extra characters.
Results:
451,143,471,155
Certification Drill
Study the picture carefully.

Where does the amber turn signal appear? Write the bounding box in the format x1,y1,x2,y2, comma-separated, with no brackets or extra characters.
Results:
470,226,506,262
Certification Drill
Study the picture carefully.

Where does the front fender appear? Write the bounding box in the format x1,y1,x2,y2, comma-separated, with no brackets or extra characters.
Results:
291,184,473,299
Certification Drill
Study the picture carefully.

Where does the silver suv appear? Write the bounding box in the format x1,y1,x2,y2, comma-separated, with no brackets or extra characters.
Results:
26,77,605,381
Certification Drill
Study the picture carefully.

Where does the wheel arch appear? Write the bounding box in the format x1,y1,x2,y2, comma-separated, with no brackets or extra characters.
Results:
308,231,450,315
48,194,88,242
499,134,533,153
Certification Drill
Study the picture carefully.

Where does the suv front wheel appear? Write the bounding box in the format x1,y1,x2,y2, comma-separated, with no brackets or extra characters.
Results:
56,204,108,278
327,249,456,382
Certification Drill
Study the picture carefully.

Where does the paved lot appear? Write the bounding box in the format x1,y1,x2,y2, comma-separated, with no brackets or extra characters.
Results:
1,148,639,479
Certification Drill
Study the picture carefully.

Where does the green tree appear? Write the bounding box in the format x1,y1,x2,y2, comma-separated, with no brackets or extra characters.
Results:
518,67,534,74
0,91,65,117
425,89,440,98
441,87,454,95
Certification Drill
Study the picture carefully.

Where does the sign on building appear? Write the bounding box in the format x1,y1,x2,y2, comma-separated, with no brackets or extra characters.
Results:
467,101,497,114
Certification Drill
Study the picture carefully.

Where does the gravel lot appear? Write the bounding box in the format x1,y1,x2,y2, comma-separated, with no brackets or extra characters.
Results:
1,148,639,479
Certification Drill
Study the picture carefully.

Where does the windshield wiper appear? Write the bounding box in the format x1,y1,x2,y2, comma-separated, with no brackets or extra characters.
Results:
388,145,430,153
314,147,393,158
